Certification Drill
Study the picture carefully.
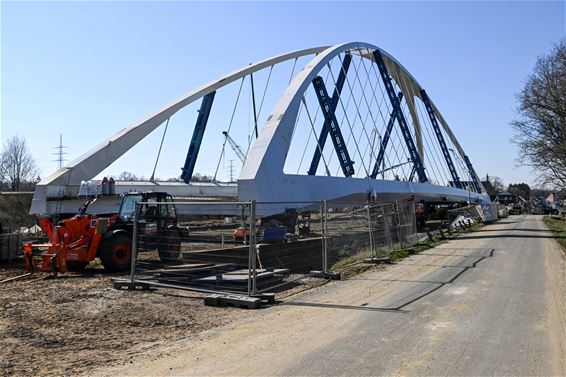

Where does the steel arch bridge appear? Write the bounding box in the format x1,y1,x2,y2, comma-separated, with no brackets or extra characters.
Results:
31,42,492,217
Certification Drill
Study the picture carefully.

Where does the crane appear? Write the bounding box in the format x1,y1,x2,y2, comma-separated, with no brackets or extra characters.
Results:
222,131,246,164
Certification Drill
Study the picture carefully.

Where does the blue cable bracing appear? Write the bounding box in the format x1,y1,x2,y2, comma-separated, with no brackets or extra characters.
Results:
414,98,443,185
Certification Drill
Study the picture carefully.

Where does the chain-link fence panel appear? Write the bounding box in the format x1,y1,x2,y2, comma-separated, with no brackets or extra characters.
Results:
130,201,264,295
0,233,22,262
324,201,375,271
126,199,418,295
326,200,418,272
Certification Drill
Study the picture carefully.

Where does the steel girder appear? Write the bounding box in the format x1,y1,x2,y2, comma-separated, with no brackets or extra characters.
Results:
181,92,216,183
307,53,352,176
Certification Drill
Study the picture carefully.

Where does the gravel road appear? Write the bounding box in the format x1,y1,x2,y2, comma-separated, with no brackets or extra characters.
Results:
96,215,566,376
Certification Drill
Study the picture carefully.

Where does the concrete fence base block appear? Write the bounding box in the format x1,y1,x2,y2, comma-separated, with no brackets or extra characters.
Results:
113,280,151,291
250,292,276,304
309,270,341,280
204,294,261,309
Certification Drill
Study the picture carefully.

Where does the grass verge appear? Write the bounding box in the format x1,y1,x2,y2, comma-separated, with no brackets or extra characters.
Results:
388,237,444,261
544,215,566,251
331,237,444,279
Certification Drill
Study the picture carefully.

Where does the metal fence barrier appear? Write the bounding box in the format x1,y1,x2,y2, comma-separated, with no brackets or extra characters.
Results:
130,201,261,296
126,199,418,298
325,200,417,272
0,233,22,262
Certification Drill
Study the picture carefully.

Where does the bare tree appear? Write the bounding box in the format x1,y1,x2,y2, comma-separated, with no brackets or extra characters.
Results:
0,135,40,191
484,174,505,194
512,40,566,190
117,171,148,181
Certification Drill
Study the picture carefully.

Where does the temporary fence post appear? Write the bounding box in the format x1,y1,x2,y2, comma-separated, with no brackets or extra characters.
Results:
395,201,403,249
382,205,393,253
367,202,375,258
241,205,247,246
130,202,139,283
247,203,252,296
323,200,328,273
409,201,417,245
250,200,257,294
320,200,326,272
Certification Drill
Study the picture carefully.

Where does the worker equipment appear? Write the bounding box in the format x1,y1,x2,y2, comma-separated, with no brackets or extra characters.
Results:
25,192,186,274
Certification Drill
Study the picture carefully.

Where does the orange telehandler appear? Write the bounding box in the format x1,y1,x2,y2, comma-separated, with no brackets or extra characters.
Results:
24,192,186,274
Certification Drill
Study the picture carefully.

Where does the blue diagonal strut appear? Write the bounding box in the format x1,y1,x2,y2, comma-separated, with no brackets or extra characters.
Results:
420,89,461,189
370,91,403,179
308,53,352,175
311,76,355,177
373,49,427,183
463,155,482,193
181,91,216,183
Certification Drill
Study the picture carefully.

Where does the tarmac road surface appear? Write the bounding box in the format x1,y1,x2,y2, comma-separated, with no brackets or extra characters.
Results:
97,215,566,376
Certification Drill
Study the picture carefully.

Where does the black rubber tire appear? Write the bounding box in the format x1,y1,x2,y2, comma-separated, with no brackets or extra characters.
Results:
99,233,132,272
157,229,181,262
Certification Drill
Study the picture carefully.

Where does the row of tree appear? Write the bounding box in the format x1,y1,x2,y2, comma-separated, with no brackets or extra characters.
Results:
485,175,532,198
116,171,215,182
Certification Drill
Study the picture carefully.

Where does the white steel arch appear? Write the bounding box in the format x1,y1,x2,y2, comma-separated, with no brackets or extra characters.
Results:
238,42,489,207
31,46,327,214
31,42,490,217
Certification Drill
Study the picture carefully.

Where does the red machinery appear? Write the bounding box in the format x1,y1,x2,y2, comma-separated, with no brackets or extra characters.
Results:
24,192,185,274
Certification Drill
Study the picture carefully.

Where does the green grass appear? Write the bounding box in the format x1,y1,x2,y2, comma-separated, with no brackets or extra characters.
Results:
544,215,566,251
388,238,440,261
330,237,443,279
331,248,373,270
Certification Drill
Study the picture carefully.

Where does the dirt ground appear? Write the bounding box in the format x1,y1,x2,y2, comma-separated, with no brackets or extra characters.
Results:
0,259,328,377
0,261,251,377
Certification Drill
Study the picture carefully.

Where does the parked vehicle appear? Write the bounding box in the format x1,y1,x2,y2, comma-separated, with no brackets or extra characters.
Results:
24,192,187,274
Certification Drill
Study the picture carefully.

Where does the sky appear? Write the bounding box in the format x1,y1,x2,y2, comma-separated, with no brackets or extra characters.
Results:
1,0,565,187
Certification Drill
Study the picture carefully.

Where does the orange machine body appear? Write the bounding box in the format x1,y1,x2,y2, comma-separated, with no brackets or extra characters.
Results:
29,215,111,274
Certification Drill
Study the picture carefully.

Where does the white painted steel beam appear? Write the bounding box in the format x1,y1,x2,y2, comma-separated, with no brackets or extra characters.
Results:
31,47,327,215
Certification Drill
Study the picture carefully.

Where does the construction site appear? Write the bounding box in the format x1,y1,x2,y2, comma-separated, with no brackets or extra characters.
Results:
0,41,499,374
0,191,496,376
2,34,565,376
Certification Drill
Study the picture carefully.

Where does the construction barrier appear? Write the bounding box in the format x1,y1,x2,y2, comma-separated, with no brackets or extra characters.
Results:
324,200,417,272
0,233,22,262
125,199,418,300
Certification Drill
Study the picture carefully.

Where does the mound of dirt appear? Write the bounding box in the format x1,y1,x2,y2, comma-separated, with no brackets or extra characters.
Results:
0,192,35,230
